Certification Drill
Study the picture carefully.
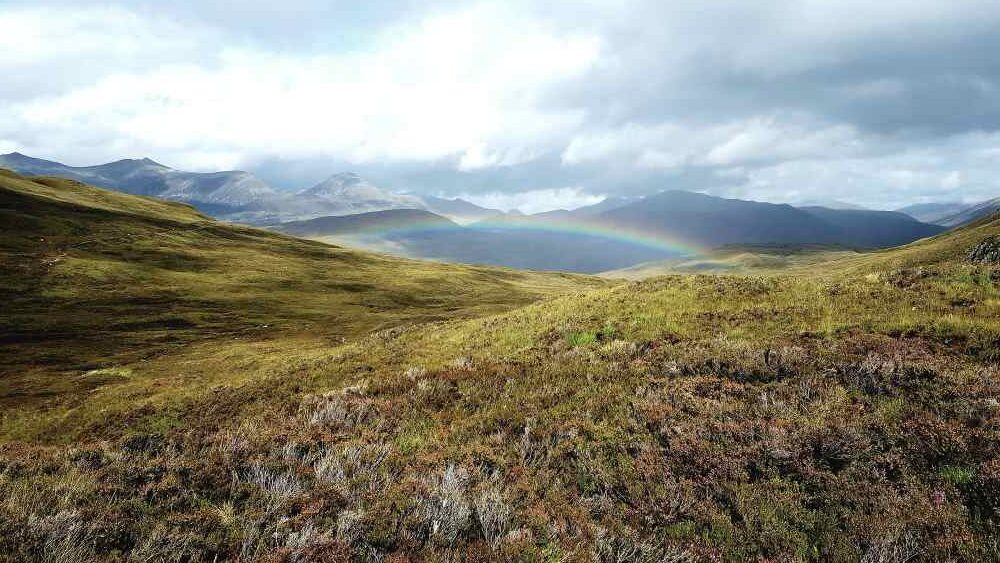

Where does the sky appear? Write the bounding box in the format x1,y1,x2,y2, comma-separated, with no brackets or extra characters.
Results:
1,0,999,212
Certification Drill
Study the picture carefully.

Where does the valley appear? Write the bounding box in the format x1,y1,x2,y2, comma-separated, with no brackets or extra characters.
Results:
2,153,980,274
1,170,997,561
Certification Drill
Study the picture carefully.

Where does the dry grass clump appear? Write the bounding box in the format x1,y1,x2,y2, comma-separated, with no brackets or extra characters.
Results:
301,390,375,431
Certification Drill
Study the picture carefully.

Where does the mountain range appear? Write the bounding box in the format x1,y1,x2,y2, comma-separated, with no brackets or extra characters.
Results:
273,190,947,272
4,152,989,273
0,152,501,225
931,197,1000,227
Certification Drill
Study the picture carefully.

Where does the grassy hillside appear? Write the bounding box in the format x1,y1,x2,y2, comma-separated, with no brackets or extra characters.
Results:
1,172,998,561
0,169,604,442
602,245,864,278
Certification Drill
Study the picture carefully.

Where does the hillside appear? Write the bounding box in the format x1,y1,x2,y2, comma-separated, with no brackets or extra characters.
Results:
0,153,499,225
895,202,969,224
595,190,945,249
0,152,286,221
274,208,457,238
602,245,863,278
1,172,998,561
795,207,944,248
275,192,944,274
0,169,603,438
935,197,1000,228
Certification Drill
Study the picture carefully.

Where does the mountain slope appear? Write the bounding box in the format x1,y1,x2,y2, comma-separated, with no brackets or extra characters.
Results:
531,195,638,220
595,190,844,246
0,152,283,219
591,190,945,249
1,169,997,561
275,208,457,237
934,197,1000,227
420,195,502,223
0,168,604,433
895,201,968,223
798,206,945,247
296,173,427,215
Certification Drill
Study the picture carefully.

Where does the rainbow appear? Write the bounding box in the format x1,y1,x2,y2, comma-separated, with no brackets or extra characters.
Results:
341,214,705,257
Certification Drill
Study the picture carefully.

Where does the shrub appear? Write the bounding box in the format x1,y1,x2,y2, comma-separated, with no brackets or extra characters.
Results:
235,463,303,505
859,531,920,563
423,464,472,546
28,510,95,563
336,509,365,546
592,527,697,563
302,392,373,431
475,473,513,552
314,443,392,497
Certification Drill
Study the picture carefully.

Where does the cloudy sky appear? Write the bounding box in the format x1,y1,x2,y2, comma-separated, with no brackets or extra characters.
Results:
2,0,998,211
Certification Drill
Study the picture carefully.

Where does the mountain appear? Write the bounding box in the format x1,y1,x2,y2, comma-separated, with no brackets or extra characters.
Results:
0,151,284,220
894,201,969,224
0,153,949,272
3,167,997,562
296,173,426,216
798,199,867,210
592,190,944,249
275,208,456,238
933,197,1000,227
596,190,847,247
0,152,520,226
530,195,638,220
797,206,945,247
274,190,946,273
420,195,502,223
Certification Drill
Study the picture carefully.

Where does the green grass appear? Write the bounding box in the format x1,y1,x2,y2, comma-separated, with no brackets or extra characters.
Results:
602,245,864,278
0,169,998,561
0,169,607,441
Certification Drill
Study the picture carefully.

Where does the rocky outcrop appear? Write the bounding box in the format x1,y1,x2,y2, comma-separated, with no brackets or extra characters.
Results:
968,236,1000,264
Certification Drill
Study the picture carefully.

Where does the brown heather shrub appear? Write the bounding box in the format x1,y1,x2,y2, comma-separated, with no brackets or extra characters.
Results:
839,353,938,396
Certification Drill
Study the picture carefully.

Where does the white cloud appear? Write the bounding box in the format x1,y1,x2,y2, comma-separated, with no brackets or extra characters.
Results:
3,4,599,171
563,115,865,171
462,187,604,214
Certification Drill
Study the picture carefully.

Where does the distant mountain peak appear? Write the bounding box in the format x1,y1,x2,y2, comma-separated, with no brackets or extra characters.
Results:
104,156,169,169
327,171,363,182
300,173,383,198
1,151,49,164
